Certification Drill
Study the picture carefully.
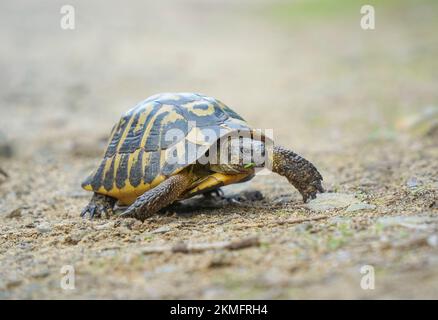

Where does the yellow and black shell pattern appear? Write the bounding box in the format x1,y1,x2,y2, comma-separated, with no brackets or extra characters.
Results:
81,93,252,205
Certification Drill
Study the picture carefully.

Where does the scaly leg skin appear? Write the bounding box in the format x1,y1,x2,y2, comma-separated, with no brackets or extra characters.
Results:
272,145,324,202
81,193,117,219
120,173,192,221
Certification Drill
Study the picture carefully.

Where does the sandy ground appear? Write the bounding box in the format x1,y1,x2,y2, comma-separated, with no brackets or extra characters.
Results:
0,0,437,299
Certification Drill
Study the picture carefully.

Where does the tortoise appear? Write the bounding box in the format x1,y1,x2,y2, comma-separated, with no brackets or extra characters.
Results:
81,93,324,220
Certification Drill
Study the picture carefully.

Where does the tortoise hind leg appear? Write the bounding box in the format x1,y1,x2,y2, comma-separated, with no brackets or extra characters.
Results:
81,193,117,219
120,173,192,221
202,188,225,199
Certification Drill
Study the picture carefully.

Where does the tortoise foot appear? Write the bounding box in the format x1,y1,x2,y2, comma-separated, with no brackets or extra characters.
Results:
81,193,116,219
202,188,225,200
297,178,325,203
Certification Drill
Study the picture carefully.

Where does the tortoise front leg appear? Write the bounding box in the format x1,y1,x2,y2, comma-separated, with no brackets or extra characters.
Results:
272,145,324,202
120,173,192,221
81,193,117,219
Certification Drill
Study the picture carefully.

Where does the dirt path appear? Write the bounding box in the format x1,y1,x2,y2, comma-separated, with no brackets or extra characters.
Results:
0,0,437,299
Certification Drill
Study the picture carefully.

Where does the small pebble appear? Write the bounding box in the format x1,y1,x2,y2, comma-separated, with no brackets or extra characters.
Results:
427,235,438,247
378,216,434,230
94,222,114,230
5,207,22,219
406,177,419,188
36,222,52,234
151,226,172,234
346,203,376,212
307,193,360,212
63,231,85,245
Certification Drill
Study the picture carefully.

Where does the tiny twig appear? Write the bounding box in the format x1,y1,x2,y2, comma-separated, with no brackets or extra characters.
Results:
276,215,329,225
141,236,260,255
233,214,329,229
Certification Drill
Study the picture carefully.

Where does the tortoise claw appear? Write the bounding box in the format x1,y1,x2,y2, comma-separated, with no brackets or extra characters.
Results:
302,194,309,203
81,204,105,219
119,203,149,221
227,197,242,205
315,178,325,194
203,188,225,200
299,180,324,203
214,189,225,198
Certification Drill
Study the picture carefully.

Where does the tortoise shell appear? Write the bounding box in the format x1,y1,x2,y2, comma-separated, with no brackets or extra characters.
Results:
81,93,255,205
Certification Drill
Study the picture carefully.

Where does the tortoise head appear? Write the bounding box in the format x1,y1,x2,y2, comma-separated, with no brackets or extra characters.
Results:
209,137,266,174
